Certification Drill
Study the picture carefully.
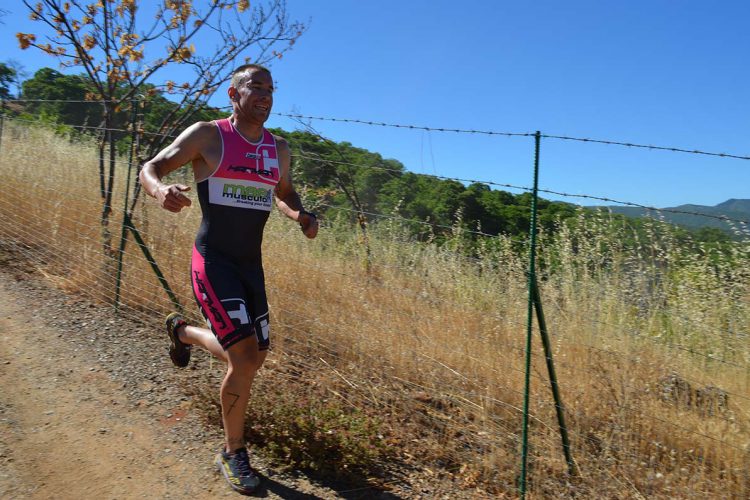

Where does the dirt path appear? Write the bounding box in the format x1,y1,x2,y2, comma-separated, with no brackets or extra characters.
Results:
0,260,375,499
0,272,242,498
0,293,209,497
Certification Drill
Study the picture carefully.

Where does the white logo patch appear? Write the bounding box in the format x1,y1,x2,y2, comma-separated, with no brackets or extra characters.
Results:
222,299,249,325
258,318,270,341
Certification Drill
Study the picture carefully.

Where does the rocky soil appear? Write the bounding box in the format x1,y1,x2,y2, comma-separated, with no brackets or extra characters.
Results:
0,248,485,499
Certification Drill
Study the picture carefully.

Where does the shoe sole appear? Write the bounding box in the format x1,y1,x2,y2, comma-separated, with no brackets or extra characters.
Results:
165,312,190,368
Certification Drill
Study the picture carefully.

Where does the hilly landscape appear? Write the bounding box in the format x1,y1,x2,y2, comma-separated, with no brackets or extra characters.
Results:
603,198,750,236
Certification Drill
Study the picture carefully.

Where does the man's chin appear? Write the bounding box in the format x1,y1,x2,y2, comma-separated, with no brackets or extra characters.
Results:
237,112,269,126
252,111,270,123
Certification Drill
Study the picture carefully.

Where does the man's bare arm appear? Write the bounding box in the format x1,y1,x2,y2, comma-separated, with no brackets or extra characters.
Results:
139,122,214,213
273,137,318,239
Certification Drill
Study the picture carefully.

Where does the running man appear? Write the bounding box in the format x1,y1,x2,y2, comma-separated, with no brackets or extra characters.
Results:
139,64,318,495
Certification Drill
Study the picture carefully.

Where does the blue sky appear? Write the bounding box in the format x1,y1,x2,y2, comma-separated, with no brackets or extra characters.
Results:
3,1,749,208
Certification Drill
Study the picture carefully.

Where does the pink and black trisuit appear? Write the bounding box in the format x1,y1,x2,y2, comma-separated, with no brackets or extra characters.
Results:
191,118,280,350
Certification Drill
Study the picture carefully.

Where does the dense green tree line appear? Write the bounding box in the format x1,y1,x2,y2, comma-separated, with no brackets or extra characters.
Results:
11,67,222,142
270,127,579,241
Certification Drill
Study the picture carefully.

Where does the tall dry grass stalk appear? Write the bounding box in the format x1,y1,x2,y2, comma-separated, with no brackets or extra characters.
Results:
1,119,748,498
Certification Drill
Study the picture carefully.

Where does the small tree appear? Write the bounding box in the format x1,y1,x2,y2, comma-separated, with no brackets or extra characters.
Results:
18,0,306,255
0,63,16,99
3,60,30,98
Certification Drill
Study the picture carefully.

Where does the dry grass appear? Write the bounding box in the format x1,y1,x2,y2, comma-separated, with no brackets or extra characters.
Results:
1,119,748,498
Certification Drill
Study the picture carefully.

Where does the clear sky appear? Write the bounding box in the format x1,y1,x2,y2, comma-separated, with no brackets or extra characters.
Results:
2,1,749,208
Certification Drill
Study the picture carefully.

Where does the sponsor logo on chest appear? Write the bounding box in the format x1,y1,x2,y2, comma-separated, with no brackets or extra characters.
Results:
208,177,274,211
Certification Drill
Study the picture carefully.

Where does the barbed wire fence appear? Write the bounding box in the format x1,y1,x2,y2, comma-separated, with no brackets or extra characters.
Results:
0,99,749,498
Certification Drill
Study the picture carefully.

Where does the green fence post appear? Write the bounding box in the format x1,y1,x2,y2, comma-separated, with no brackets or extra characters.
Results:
520,131,542,498
124,213,183,313
114,99,138,312
532,279,577,476
112,96,182,314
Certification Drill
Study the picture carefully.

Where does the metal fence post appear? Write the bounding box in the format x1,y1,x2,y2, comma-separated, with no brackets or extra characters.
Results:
114,99,138,311
519,131,577,497
520,131,542,498
532,279,577,476
125,213,184,314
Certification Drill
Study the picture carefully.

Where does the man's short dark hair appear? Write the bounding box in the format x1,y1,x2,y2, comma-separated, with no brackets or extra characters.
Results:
231,64,271,88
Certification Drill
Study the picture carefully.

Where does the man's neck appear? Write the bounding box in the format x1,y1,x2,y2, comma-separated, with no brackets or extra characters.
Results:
230,115,264,143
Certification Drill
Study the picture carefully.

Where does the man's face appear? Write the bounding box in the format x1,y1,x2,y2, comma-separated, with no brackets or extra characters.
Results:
230,68,274,124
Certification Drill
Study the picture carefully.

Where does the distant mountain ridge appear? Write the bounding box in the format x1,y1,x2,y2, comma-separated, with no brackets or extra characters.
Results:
601,198,750,235
714,199,750,213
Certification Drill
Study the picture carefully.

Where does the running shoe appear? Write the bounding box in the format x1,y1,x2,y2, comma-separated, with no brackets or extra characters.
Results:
165,312,191,367
215,447,261,494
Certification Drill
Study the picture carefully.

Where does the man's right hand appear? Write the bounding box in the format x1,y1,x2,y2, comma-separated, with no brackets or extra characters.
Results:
157,184,192,213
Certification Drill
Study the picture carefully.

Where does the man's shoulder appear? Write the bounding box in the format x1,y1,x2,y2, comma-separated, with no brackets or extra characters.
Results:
192,120,219,133
179,120,220,142
270,133,289,150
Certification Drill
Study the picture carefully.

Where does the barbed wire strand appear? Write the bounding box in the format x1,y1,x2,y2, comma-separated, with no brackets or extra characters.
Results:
6,100,750,159
295,153,750,225
274,112,750,160
272,111,533,137
540,133,750,161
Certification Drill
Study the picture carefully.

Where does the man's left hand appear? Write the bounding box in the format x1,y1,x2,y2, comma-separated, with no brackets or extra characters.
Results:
299,212,319,239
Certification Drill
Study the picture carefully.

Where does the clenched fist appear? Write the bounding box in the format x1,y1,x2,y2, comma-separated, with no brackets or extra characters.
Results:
157,184,192,213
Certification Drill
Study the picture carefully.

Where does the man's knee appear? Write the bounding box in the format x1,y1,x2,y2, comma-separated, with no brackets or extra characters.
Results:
234,354,265,375
226,337,266,374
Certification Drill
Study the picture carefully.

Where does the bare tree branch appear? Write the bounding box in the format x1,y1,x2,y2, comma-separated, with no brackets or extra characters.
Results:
17,0,307,256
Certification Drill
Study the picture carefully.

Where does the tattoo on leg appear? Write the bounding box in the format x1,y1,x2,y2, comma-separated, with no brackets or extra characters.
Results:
226,392,241,415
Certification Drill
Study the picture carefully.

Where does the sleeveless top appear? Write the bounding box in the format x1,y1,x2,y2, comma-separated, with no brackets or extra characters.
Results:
194,118,281,266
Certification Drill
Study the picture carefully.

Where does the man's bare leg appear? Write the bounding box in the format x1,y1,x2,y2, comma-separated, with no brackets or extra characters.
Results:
221,336,267,452
173,324,267,451
177,324,228,362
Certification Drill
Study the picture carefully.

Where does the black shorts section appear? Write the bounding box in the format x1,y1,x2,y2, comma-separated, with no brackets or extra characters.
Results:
190,249,270,351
